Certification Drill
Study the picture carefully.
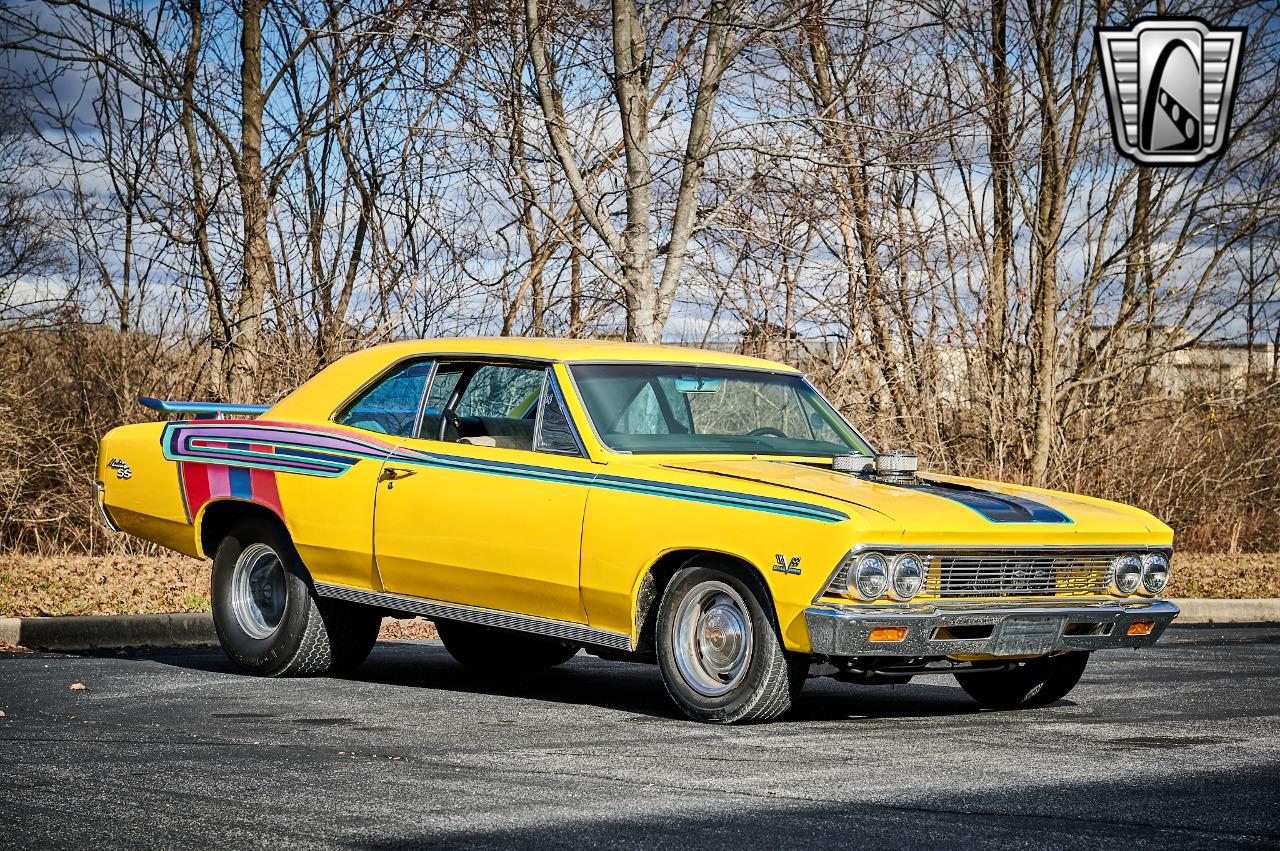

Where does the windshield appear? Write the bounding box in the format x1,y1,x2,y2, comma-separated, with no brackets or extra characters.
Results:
569,363,873,457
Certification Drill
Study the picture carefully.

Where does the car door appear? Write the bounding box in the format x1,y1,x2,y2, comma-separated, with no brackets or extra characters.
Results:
372,360,593,624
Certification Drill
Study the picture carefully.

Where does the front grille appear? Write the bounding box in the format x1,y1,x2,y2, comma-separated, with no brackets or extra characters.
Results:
925,551,1114,598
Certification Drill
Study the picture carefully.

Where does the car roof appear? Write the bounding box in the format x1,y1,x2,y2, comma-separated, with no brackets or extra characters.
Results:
264,337,801,423
357,337,799,372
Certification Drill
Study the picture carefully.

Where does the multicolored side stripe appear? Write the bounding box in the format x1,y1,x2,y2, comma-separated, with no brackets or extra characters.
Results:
178,450,283,522
161,420,849,524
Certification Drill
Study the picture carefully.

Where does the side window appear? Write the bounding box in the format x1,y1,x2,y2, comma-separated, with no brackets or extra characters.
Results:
454,365,544,418
417,367,464,440
535,372,582,456
336,360,432,436
436,363,545,451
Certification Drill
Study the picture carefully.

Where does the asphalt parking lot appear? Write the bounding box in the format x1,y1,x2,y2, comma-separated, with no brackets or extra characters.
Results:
2,626,1277,850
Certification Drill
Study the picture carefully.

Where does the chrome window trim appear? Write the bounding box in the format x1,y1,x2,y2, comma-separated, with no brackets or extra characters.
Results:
314,582,631,650
560,363,629,456
330,353,556,431
393,352,555,365
798,375,878,457
410,356,556,450
533,368,589,458
411,360,440,440
563,358,801,375
329,354,436,439
814,543,1176,606
561,362,873,459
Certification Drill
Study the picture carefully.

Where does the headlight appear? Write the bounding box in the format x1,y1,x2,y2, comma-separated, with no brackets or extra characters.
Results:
1141,552,1171,595
1110,554,1143,596
851,552,890,600
889,553,926,601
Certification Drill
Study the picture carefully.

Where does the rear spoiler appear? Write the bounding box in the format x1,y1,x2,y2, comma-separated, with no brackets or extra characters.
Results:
138,396,270,418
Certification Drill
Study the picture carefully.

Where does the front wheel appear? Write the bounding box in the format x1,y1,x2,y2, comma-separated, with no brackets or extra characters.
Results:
954,652,1090,710
212,519,381,677
656,565,802,724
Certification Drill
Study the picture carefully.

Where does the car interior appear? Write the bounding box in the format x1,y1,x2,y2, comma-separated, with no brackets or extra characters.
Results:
338,359,552,446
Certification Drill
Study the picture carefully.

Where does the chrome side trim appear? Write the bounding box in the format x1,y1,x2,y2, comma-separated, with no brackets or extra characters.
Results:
94,482,122,532
313,582,632,651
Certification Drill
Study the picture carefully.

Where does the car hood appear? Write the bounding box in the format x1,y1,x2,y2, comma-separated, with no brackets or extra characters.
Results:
661,459,1167,546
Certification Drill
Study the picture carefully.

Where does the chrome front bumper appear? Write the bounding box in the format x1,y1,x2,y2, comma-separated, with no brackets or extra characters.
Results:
804,599,1179,658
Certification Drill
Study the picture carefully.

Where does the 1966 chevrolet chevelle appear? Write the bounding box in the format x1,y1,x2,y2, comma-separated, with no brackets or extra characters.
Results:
97,338,1177,723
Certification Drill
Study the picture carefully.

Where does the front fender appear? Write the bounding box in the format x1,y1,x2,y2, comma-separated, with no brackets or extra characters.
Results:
579,477,870,652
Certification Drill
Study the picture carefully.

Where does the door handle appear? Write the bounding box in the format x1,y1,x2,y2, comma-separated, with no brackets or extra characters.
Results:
378,466,417,485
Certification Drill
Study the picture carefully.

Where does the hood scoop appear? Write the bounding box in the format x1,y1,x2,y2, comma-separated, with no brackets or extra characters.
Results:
833,451,920,483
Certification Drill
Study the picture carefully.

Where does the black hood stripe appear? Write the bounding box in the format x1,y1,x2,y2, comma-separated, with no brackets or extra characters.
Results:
900,479,1073,524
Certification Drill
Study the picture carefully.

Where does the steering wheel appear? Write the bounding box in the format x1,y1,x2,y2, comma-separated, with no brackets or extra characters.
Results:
746,426,787,438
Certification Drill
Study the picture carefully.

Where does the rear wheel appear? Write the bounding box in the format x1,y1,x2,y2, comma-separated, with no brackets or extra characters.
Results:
211,518,381,676
954,652,1090,710
656,564,802,724
435,620,580,670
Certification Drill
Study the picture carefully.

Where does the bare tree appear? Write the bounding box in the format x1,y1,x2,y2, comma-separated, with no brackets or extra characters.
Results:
524,0,810,341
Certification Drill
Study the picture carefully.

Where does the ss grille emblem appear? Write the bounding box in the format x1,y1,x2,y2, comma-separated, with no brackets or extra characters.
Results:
773,554,801,576
1096,16,1245,166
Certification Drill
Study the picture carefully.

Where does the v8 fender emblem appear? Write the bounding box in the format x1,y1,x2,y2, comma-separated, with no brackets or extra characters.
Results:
773,554,801,575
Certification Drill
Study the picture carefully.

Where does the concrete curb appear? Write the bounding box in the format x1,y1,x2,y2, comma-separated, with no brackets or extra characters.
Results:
0,613,216,651
1171,598,1280,625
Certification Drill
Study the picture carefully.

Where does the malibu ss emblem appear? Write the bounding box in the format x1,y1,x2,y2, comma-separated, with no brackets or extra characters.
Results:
107,458,132,479
773,554,801,576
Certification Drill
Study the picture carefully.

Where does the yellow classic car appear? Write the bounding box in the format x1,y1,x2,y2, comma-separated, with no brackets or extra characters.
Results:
96,338,1177,723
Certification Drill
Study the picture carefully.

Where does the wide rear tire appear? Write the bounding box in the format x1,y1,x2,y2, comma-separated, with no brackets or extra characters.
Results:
955,652,1090,710
211,518,381,677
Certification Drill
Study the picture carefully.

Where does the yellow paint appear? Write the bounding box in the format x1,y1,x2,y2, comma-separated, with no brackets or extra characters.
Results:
97,338,1174,654
274,459,383,591
97,423,199,557
374,439,592,623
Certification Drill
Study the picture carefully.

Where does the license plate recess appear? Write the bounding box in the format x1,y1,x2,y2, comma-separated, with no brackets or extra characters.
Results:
993,616,1064,656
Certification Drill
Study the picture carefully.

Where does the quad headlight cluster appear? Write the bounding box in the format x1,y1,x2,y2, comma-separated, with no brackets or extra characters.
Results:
824,548,1172,602
831,551,928,602
1110,552,1171,597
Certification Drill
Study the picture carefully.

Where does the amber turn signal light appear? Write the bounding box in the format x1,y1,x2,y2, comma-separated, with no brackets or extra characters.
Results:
868,626,908,642
1126,621,1155,636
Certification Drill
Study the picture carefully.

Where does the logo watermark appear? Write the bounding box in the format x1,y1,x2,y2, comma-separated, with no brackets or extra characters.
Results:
1096,16,1245,166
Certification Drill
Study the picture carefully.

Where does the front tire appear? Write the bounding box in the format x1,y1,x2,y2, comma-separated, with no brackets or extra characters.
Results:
656,564,801,724
955,652,1090,710
211,518,381,677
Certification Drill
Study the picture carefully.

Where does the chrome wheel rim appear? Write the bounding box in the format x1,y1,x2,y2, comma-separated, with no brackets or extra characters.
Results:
672,580,754,697
231,543,288,639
